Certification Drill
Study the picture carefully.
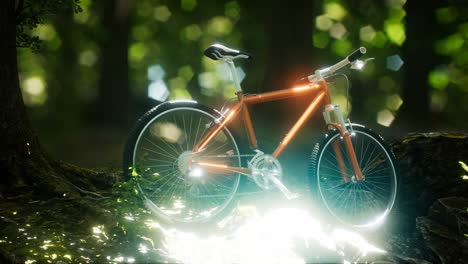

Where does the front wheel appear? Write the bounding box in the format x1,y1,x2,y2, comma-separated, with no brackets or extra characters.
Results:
123,101,241,225
310,125,398,228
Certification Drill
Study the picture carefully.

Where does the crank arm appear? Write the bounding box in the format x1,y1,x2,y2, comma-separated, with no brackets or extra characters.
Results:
263,172,299,200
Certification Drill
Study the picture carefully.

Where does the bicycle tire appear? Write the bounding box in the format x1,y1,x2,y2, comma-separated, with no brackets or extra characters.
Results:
309,124,398,228
123,101,242,225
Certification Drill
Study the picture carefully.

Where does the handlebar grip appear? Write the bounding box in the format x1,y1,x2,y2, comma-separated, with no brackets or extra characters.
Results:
348,47,367,62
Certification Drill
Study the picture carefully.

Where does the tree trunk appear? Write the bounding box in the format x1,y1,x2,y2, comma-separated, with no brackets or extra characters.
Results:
0,0,41,192
396,0,445,131
0,0,113,197
93,0,133,127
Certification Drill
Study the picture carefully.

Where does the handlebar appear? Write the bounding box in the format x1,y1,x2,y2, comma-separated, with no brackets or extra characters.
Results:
307,47,367,82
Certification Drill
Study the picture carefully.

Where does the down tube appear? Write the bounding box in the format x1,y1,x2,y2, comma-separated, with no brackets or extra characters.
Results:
193,102,242,152
272,91,326,157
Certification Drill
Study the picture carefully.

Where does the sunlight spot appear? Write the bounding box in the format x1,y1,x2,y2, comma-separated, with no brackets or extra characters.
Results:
150,122,183,144
207,16,233,36
384,21,405,46
156,208,384,264
331,40,352,56
51,254,57,260
178,65,194,81
430,91,447,112
183,24,203,41
315,15,333,31
377,110,395,127
181,0,197,11
64,254,72,260
435,34,464,55
198,72,219,90
225,1,240,20
22,77,47,106
324,2,347,21
386,94,403,111
79,50,97,67
148,80,170,101
313,32,330,49
428,67,449,90
25,260,36,264
129,42,148,62
33,24,57,41
436,7,458,24
360,25,376,42
138,244,149,254
386,0,406,9
459,161,468,172
113,256,125,262
147,64,166,81
124,214,135,221
329,23,347,39
154,6,171,22
371,31,388,47
386,55,404,71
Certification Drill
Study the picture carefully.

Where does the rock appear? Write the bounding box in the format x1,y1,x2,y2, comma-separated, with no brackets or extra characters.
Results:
416,197,468,263
391,133,468,229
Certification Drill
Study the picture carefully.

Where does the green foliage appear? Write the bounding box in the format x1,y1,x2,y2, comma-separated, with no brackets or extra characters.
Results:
16,0,82,51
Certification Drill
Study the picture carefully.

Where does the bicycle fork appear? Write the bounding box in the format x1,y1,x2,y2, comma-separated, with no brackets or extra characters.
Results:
323,104,364,182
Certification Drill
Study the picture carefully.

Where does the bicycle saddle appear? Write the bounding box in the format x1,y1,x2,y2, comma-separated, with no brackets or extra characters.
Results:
204,44,252,60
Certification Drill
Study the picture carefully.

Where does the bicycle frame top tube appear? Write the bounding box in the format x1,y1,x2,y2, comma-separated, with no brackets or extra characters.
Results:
194,80,332,158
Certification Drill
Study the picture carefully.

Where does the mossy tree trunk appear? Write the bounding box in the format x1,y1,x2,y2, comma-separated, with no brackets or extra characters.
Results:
0,0,113,198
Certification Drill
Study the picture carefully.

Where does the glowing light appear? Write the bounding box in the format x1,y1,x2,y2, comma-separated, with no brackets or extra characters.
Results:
292,85,311,92
329,23,347,39
129,42,148,62
148,80,170,101
315,15,333,31
352,60,365,70
207,16,233,36
313,32,330,49
22,77,47,106
360,25,376,42
155,208,384,264
377,110,395,127
183,24,203,41
178,65,194,81
430,91,447,111
386,94,403,111
154,6,171,22
324,2,347,21
150,122,183,144
181,0,197,11
188,167,204,178
79,50,97,66
428,67,450,90
198,72,219,91
147,65,166,81
386,55,404,71
384,21,405,46
225,1,240,20
138,243,149,254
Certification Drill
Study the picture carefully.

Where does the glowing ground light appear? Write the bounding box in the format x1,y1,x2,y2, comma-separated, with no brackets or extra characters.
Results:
147,208,385,264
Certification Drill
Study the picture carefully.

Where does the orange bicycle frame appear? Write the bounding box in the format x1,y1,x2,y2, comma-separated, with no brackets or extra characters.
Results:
193,80,364,181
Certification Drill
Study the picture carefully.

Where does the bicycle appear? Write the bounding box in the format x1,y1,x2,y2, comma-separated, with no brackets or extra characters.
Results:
123,44,398,229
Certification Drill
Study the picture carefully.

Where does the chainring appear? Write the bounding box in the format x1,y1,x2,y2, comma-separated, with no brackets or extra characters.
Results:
249,154,283,190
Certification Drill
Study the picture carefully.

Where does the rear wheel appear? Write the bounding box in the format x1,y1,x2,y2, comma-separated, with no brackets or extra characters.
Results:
123,102,241,224
310,125,397,228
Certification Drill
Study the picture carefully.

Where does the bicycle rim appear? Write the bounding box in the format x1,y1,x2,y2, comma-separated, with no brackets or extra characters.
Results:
316,128,397,228
132,107,241,224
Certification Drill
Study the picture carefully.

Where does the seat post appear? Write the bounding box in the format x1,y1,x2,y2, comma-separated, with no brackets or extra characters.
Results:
225,59,243,93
